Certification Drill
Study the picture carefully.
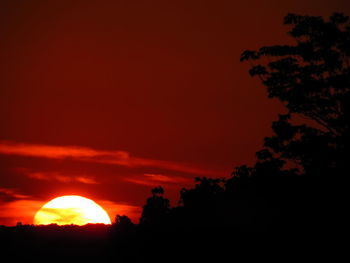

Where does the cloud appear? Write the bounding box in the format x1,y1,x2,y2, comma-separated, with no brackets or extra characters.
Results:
22,170,98,184
0,188,42,225
75,176,98,184
0,199,43,225
0,140,129,161
124,173,192,187
0,141,222,176
0,187,32,201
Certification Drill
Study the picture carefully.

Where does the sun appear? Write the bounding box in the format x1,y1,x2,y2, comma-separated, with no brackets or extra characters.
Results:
34,195,112,225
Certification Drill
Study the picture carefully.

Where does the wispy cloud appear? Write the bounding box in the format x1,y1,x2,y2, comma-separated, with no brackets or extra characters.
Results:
0,187,32,200
0,199,43,225
0,188,41,225
124,173,192,187
0,141,222,176
23,170,98,184
0,141,129,162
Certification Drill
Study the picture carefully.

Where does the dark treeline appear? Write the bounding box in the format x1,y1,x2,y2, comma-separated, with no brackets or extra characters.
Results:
1,13,348,260
136,12,349,234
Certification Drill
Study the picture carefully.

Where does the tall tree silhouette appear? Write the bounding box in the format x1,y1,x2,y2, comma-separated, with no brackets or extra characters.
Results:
234,13,350,230
240,13,350,179
140,187,170,227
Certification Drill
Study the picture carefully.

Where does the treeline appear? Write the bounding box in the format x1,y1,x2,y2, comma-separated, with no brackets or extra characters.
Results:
121,12,349,234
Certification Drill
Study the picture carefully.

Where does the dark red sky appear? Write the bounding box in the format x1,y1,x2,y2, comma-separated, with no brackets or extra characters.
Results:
0,0,349,225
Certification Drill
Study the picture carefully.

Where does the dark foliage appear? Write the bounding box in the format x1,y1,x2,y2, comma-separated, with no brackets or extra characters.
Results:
138,13,349,233
237,13,349,231
139,186,170,227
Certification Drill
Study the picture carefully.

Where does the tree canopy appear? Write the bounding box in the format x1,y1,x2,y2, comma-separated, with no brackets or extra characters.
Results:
139,13,349,232
240,13,350,179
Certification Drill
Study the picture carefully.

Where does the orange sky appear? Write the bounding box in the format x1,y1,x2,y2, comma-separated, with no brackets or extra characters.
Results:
0,0,349,225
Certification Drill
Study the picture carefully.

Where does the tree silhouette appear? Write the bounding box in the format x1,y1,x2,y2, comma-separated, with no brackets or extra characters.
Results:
114,215,134,229
179,177,224,209
140,186,170,227
240,13,350,180
151,186,165,197
177,177,225,227
136,13,349,233
111,214,135,242
231,13,350,230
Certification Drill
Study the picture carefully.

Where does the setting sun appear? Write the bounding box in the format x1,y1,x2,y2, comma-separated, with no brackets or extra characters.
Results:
34,195,111,225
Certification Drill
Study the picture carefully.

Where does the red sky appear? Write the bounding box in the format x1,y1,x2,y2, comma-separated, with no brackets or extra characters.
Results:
0,0,349,225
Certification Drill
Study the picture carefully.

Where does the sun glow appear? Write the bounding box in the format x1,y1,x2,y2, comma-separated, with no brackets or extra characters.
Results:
34,195,111,225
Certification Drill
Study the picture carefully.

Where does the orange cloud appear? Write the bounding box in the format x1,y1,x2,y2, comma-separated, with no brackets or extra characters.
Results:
0,141,222,176
0,187,43,225
0,199,43,225
0,187,32,200
0,140,128,161
125,173,192,187
23,171,98,184
75,176,98,184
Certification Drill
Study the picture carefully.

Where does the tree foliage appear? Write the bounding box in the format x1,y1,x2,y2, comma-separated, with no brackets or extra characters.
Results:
240,13,350,178
140,187,170,226
139,13,349,232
